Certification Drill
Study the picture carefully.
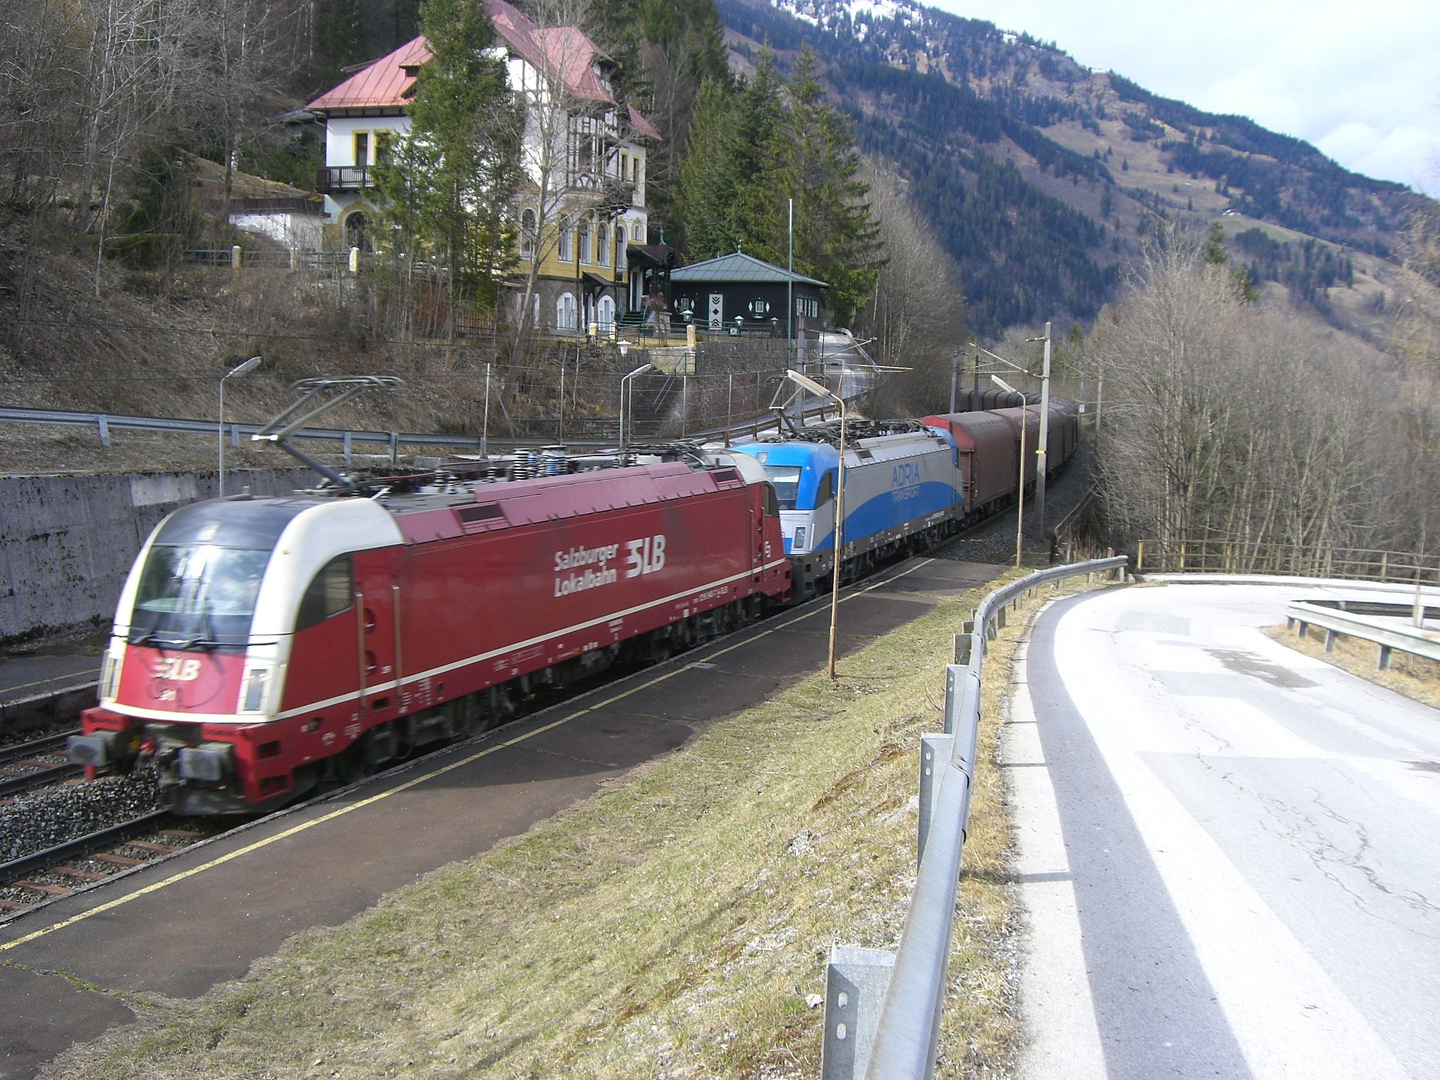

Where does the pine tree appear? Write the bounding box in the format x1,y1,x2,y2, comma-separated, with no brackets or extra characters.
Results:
747,46,883,325
372,0,521,314
675,46,883,325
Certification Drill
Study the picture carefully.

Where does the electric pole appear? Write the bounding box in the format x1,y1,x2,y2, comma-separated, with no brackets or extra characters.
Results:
1033,321,1052,539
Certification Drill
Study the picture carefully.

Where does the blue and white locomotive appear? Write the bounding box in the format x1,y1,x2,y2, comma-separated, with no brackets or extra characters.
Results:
731,421,964,600
731,403,1082,599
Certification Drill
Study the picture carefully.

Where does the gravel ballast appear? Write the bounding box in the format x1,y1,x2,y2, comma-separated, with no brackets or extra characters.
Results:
1,775,164,865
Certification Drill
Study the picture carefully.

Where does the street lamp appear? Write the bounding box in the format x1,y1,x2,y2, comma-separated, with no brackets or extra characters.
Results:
619,361,653,452
218,356,262,497
992,374,1026,569
785,369,846,680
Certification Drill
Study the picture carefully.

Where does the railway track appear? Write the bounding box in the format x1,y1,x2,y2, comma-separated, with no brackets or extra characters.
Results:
0,729,82,798
0,810,213,918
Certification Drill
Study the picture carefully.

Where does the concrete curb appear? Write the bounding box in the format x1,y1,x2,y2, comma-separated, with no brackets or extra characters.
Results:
1,682,98,737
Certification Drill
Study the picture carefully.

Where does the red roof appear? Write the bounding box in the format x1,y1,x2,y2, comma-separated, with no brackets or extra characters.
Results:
307,0,658,136
307,37,431,111
628,104,661,141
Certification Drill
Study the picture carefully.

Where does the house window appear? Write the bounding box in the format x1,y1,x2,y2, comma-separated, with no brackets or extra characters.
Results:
598,295,615,332
557,292,577,330
631,156,638,182
520,208,536,257
374,132,392,165
354,132,369,167
620,152,628,179
596,222,608,266
577,218,590,265
557,219,571,262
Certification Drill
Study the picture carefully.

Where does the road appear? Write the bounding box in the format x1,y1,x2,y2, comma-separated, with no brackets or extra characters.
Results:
1008,582,1440,1080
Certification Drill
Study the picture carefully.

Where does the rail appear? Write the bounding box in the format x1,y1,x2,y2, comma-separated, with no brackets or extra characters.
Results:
1135,539,1439,584
1285,599,1440,669
821,555,1129,1080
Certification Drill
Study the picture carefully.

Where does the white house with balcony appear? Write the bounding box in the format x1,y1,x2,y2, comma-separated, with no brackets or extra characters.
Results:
305,0,658,332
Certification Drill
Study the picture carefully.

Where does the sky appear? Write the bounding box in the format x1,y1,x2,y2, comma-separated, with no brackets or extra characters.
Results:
926,0,1440,196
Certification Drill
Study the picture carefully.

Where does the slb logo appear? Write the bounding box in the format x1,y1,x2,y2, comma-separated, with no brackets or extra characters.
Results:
625,534,666,578
155,657,201,681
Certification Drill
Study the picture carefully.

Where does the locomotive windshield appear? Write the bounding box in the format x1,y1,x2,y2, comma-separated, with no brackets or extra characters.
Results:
130,545,271,648
125,497,322,648
762,466,803,510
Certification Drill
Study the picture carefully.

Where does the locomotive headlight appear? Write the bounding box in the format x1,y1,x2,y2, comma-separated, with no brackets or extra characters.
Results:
240,667,271,713
100,653,122,701
793,526,807,552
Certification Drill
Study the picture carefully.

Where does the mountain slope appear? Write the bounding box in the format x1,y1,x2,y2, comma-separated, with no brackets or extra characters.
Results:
714,0,1429,336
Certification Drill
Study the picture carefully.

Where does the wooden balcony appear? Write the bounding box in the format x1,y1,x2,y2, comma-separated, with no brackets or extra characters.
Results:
315,166,373,194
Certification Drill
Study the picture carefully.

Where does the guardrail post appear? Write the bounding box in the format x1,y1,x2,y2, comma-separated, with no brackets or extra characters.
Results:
1377,645,1392,671
230,423,240,448
389,431,399,464
96,414,110,447
1295,620,1308,638
343,430,352,464
231,245,242,272
821,946,894,1080
918,733,955,863
954,625,973,665
1324,630,1337,653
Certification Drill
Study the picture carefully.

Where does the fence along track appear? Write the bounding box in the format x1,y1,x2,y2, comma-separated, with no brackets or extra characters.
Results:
1135,539,1439,585
820,555,1129,1080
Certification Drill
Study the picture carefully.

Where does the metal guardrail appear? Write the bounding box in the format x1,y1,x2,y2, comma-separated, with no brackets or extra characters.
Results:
822,555,1129,1080
1286,599,1440,669
0,406,628,458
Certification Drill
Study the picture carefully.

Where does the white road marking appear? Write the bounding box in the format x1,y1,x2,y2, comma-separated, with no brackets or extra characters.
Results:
1007,639,1108,1080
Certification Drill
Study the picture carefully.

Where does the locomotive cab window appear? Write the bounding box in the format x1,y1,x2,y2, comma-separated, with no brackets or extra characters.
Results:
762,484,780,518
296,557,354,632
814,470,836,506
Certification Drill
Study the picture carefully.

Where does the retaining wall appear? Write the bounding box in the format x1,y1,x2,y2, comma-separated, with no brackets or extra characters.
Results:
0,467,317,644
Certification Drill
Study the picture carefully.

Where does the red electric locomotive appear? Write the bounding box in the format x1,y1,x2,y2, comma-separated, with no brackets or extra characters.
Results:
70,451,790,813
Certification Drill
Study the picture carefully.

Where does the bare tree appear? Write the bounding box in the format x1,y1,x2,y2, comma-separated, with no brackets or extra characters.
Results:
852,160,965,415
507,0,628,362
1095,220,1420,556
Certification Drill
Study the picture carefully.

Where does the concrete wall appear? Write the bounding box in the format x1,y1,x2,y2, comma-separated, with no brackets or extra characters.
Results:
0,467,317,644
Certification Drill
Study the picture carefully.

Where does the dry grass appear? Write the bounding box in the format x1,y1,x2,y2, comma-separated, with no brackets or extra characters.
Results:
1266,623,1440,711
43,568,1069,1080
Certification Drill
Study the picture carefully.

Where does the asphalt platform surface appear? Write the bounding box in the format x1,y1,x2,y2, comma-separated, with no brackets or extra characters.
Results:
0,555,1002,1080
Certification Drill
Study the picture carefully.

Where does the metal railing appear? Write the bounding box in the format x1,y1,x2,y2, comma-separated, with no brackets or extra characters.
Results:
821,555,1129,1080
0,405,495,459
1286,599,1440,670
1135,539,1439,584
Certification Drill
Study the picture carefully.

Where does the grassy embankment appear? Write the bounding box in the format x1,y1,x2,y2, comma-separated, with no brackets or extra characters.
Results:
50,567,1094,1079
1267,622,1440,711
